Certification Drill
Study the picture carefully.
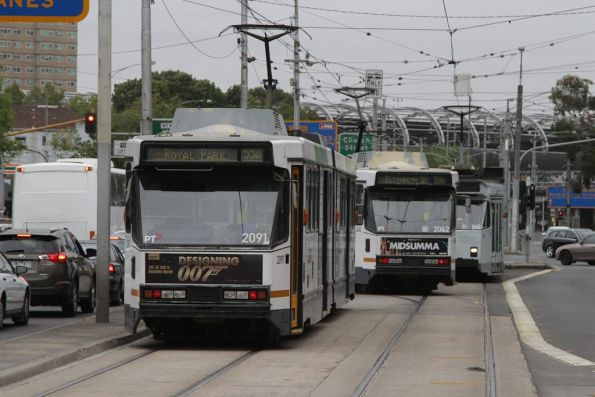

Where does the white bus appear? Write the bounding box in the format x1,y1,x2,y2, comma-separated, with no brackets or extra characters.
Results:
12,159,126,241
354,153,458,293
123,108,356,340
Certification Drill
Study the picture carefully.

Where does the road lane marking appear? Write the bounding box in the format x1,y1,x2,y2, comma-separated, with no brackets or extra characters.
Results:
503,269,595,366
430,380,483,385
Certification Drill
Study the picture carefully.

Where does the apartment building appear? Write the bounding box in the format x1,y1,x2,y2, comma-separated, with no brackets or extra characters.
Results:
0,23,77,92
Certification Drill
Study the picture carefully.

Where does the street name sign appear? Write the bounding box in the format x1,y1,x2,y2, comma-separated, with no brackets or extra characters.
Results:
0,0,89,23
338,132,374,156
152,118,173,135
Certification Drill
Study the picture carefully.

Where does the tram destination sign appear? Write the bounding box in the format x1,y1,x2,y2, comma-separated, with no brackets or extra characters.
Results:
145,253,262,284
142,145,270,163
376,172,452,187
0,0,89,22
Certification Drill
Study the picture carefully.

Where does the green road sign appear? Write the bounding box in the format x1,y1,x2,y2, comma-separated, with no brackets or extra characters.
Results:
152,118,173,135
338,132,374,156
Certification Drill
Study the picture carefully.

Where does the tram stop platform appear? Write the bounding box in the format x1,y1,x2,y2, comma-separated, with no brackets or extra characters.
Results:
0,307,149,387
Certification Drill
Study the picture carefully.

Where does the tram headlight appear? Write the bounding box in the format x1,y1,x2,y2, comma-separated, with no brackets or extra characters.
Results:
173,290,186,299
161,290,174,299
224,290,237,300
470,247,478,257
236,291,249,300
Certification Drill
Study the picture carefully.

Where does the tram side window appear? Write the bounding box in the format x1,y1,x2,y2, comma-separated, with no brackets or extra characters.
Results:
306,167,320,232
355,183,364,225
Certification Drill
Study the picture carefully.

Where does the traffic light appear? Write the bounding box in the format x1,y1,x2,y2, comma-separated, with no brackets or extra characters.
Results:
558,209,565,217
527,184,536,209
85,112,97,135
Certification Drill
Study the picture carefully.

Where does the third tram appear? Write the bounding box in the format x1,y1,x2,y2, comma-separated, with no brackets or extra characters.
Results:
455,168,505,276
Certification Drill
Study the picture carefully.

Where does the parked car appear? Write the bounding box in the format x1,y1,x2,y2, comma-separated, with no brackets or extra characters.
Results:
80,240,125,305
542,227,594,258
555,233,595,266
0,252,30,329
0,228,96,316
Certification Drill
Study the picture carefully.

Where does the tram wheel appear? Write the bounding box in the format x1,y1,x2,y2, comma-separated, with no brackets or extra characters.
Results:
355,284,368,294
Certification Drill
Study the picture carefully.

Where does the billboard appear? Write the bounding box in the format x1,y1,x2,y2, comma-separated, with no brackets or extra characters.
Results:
547,186,595,208
285,120,338,151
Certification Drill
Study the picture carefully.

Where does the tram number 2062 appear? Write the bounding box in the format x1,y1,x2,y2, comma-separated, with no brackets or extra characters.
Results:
242,232,269,244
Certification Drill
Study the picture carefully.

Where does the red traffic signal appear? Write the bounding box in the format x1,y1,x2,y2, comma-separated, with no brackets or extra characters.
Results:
557,209,565,217
85,112,97,135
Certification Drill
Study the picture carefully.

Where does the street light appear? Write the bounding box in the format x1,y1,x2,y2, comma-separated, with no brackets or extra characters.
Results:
443,105,482,166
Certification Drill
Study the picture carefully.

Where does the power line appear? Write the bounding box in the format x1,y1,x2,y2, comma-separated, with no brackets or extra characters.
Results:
162,0,239,59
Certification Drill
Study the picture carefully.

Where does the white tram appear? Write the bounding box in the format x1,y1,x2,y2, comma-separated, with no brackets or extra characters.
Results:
354,152,458,292
123,109,356,340
455,168,505,276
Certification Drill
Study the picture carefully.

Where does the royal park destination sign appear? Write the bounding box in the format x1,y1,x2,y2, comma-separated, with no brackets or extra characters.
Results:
0,0,89,23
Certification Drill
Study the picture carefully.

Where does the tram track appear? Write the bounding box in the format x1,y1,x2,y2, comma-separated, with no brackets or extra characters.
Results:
352,294,428,397
35,339,161,397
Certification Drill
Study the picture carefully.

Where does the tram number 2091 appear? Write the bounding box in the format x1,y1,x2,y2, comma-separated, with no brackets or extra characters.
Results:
242,233,269,244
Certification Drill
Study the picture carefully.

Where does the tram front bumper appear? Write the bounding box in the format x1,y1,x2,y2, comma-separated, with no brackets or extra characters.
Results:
139,302,271,319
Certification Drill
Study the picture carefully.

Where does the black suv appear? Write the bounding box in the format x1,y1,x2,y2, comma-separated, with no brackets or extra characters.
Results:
80,240,125,305
542,227,594,258
0,228,96,316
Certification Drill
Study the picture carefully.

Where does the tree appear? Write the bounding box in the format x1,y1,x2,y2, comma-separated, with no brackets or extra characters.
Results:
66,94,97,116
550,75,595,190
3,83,25,106
0,88,25,160
24,83,64,105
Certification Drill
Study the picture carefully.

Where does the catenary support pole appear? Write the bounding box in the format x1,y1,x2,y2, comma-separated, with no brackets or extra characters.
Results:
141,0,152,135
511,47,524,253
292,0,300,134
240,0,248,109
97,0,112,323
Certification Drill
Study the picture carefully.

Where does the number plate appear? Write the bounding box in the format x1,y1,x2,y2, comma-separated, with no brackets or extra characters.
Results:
13,260,32,269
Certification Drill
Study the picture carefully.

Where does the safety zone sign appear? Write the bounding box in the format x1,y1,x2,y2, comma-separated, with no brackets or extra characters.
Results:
0,0,89,23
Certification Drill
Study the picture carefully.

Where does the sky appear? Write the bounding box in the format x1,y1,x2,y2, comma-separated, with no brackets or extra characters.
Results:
77,0,595,115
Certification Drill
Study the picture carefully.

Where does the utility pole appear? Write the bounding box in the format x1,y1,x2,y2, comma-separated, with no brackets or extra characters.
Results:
240,0,248,109
511,47,524,253
96,0,112,323
292,0,300,134
500,101,512,249
482,117,487,168
141,0,153,135
566,159,572,226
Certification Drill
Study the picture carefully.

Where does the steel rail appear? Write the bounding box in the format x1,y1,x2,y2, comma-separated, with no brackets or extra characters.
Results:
174,349,261,397
483,284,497,397
352,295,428,397
35,340,160,397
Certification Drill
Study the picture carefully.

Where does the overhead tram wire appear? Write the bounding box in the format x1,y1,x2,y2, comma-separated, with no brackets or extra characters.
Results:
249,0,595,19
162,0,239,59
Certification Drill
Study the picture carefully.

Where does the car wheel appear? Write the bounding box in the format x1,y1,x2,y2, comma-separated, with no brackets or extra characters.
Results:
13,294,30,326
588,262,595,266
0,297,4,330
81,281,96,313
110,280,123,306
545,245,555,258
62,284,78,317
559,251,573,266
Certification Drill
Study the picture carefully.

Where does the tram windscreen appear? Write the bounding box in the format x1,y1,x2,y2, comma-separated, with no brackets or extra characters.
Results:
456,198,488,230
365,188,454,234
133,168,288,247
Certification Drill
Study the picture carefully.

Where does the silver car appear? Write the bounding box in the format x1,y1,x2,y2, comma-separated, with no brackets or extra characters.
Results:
0,252,30,329
555,233,595,266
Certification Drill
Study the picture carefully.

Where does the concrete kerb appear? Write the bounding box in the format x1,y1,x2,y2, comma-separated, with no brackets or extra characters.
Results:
503,269,595,367
505,263,555,270
0,329,150,387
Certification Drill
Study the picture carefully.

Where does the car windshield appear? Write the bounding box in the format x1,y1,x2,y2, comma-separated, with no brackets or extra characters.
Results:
456,198,488,230
365,188,454,234
79,241,96,257
0,235,60,254
133,167,289,247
